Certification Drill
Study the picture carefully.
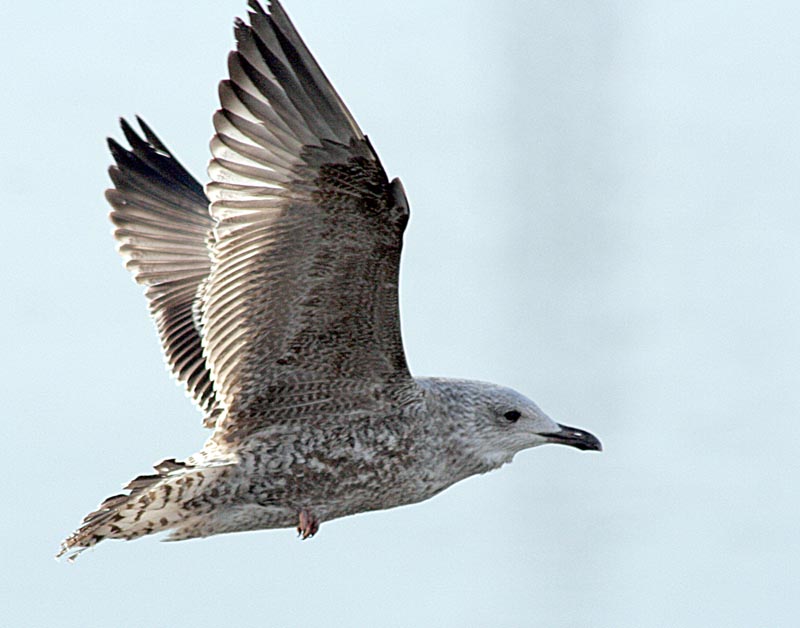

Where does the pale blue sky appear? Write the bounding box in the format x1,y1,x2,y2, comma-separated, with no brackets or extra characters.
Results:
3,1,799,626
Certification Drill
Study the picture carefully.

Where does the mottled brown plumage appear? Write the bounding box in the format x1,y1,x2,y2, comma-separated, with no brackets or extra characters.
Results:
58,0,600,562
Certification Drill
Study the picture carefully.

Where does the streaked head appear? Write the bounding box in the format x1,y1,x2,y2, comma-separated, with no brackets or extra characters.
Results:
421,378,602,469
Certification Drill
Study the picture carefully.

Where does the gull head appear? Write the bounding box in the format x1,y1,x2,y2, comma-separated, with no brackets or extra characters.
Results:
421,378,602,470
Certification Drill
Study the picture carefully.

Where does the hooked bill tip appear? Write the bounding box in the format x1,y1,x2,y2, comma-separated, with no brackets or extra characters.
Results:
547,423,603,452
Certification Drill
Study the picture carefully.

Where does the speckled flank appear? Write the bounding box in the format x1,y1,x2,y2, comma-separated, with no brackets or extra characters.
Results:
60,373,595,560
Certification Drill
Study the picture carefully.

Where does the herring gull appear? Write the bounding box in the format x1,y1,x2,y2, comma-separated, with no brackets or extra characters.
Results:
58,0,601,561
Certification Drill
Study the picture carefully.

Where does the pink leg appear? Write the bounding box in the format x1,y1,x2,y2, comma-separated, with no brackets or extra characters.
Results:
297,509,319,539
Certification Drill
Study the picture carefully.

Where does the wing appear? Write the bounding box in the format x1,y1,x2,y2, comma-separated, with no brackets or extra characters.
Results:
203,0,413,440
106,117,221,427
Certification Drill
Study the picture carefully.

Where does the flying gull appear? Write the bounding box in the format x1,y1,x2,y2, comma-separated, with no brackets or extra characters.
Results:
58,0,601,561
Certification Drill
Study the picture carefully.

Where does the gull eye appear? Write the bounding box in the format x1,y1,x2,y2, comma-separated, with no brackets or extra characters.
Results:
503,410,521,423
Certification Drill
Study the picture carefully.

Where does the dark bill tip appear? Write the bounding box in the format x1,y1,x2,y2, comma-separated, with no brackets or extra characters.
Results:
546,423,603,452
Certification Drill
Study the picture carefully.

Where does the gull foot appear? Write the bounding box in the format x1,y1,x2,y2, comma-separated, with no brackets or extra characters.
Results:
297,509,319,540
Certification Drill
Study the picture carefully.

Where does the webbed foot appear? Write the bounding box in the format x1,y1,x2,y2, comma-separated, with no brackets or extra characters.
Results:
297,509,319,539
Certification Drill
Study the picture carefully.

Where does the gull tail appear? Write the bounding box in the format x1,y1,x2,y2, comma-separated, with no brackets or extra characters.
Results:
57,458,230,562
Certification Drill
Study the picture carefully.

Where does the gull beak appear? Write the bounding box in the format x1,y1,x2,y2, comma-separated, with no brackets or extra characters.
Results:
544,423,603,452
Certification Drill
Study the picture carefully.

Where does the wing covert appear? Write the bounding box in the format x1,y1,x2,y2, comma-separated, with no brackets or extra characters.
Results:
203,0,413,439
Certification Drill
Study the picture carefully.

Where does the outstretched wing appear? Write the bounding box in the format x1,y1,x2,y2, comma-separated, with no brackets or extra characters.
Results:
203,0,413,440
106,118,220,427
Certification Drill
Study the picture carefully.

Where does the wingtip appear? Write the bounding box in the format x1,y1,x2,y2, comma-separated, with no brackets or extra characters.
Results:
265,0,286,18
119,117,141,148
135,115,170,154
248,0,268,16
106,136,126,158
134,114,152,138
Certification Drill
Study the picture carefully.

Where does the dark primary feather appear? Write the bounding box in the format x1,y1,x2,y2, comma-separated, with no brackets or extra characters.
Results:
203,0,413,441
106,117,221,427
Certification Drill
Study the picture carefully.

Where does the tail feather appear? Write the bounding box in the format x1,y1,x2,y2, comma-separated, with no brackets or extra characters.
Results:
57,458,208,562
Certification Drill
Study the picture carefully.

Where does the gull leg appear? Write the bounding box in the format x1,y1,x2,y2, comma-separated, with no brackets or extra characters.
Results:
297,509,319,539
